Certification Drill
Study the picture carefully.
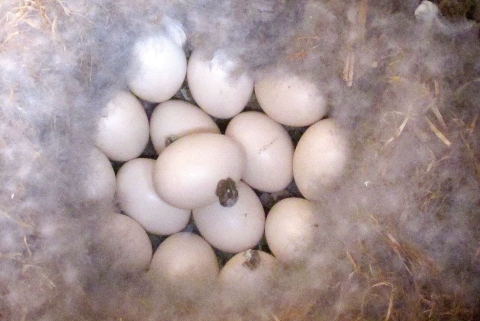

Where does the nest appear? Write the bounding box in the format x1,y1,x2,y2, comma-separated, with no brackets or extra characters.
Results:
0,0,479,320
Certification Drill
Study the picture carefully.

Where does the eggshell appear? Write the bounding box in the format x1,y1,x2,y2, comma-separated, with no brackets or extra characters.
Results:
153,133,246,209
225,111,294,192
95,91,149,162
255,72,328,127
265,198,318,263
148,232,219,292
127,36,187,103
193,181,265,253
95,213,153,273
84,147,116,203
187,50,253,119
293,119,349,201
150,99,220,154
116,158,191,235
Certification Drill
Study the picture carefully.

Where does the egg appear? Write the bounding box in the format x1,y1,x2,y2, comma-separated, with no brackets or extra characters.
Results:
414,1,440,23
95,91,149,162
148,232,219,293
127,35,187,103
83,147,116,203
225,111,294,192
193,181,265,253
150,99,220,154
153,133,246,209
255,71,328,127
293,118,349,201
218,249,280,301
187,50,254,119
94,213,153,273
116,158,191,235
265,197,319,263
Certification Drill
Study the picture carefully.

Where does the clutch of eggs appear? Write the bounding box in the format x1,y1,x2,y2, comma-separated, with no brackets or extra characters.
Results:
88,29,353,291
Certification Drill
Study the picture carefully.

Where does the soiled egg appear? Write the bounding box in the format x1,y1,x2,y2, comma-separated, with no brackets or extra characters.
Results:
225,111,294,192
218,249,279,301
187,50,254,119
127,35,187,103
293,118,349,201
153,133,246,209
193,181,265,253
116,158,191,235
150,99,220,154
255,71,328,127
95,91,149,162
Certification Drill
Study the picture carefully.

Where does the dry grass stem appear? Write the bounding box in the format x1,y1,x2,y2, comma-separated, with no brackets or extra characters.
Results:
425,149,449,173
461,136,480,179
342,0,367,87
343,50,354,87
22,264,57,288
370,282,394,321
357,0,367,42
379,105,416,150
267,310,281,321
23,235,32,257
346,249,358,274
365,213,439,276
0,252,24,261
287,35,320,60
0,207,34,229
453,77,480,97
428,103,446,128
361,282,395,321
425,116,451,146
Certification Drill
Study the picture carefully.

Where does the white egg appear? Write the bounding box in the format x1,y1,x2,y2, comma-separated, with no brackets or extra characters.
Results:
150,99,220,154
148,232,219,292
255,71,328,127
218,249,279,300
127,35,187,103
116,158,191,235
415,1,440,23
225,111,294,192
293,118,349,201
153,133,246,209
265,197,318,263
83,147,116,203
95,91,149,162
95,213,153,273
193,181,265,253
187,50,254,119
